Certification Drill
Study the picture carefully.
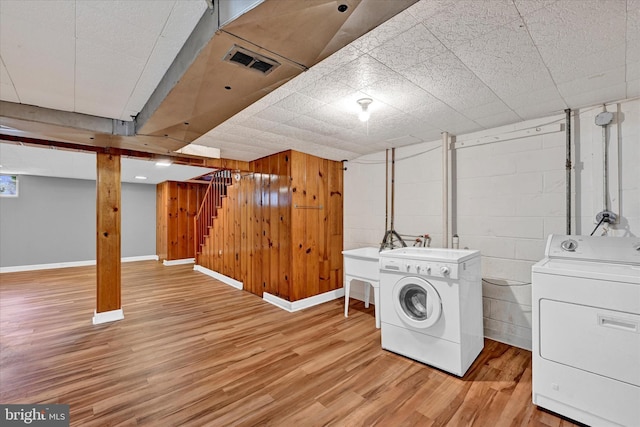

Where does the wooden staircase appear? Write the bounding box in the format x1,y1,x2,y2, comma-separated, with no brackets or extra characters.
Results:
194,170,234,259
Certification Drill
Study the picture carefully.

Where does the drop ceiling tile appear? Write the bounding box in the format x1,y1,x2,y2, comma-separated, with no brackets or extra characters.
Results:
474,110,523,129
79,0,176,35
460,100,515,120
355,110,421,140
204,132,284,153
420,0,521,48
351,8,418,53
306,103,360,130
217,122,263,139
561,82,627,109
75,39,146,118
361,74,441,113
160,0,207,41
256,86,295,107
331,127,381,144
0,82,19,103
500,85,565,110
279,66,327,92
313,145,364,162
76,2,161,61
411,101,480,134
218,145,273,162
121,35,185,119
273,93,327,115
512,0,560,16
234,115,279,133
326,54,396,91
629,61,640,83
400,51,499,111
395,117,442,141
0,11,75,111
406,0,457,22
309,133,372,154
253,105,301,124
311,45,364,78
556,66,626,100
385,134,423,148
121,2,205,119
368,23,447,72
260,131,320,153
0,61,19,103
628,2,640,64
627,79,640,98
297,74,354,103
285,115,343,137
274,122,333,144
0,0,75,38
451,21,555,99
545,43,626,85
512,98,567,120
523,0,627,62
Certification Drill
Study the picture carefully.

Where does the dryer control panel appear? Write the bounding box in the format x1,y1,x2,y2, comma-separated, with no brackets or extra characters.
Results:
546,234,640,265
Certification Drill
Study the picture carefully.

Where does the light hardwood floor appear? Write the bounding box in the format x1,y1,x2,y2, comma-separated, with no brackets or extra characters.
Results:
0,261,579,426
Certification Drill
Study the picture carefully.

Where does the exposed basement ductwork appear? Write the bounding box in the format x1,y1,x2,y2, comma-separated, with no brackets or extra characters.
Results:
0,0,419,159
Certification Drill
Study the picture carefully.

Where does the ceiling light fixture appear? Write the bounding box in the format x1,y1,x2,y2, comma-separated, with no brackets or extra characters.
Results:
155,160,172,167
134,175,148,180
357,98,372,122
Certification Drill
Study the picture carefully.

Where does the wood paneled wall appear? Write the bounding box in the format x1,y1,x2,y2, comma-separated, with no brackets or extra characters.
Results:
156,181,208,261
197,150,343,302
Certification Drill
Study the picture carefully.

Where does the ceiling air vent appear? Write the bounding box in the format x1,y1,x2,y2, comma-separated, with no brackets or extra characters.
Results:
223,45,280,75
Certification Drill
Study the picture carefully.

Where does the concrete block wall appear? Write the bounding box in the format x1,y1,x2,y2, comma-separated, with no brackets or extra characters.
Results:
343,97,640,350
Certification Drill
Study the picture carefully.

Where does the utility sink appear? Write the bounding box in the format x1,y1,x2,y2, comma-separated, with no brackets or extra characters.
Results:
342,247,384,328
342,247,383,281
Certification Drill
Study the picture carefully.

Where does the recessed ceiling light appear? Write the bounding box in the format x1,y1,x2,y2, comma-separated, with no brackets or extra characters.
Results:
155,161,172,167
134,175,147,180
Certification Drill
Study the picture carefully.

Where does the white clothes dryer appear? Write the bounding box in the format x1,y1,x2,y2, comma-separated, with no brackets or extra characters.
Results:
379,247,484,377
532,234,640,427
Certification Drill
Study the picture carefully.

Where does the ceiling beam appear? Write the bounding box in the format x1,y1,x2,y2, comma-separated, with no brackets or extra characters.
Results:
0,134,249,171
0,101,135,136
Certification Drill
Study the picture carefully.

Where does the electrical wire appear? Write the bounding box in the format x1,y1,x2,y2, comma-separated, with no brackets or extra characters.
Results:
590,216,607,236
482,278,531,287
349,145,441,165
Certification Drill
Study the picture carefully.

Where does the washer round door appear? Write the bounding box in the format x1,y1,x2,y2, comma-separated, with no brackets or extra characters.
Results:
392,276,442,329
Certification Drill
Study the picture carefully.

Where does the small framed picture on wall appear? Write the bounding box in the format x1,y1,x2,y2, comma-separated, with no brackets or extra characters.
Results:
0,175,19,197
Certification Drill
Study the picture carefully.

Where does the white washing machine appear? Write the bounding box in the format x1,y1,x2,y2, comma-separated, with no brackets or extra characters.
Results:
532,234,640,427
379,247,484,377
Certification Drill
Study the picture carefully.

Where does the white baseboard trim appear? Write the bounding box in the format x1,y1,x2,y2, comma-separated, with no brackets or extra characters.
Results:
263,288,345,312
0,255,158,273
1,260,95,273
92,308,124,325
163,258,195,266
124,255,159,263
193,265,243,290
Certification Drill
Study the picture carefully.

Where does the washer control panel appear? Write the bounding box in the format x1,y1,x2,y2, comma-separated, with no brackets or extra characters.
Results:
380,258,459,280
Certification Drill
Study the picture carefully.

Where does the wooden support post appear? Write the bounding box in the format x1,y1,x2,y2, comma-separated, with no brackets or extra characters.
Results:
93,152,123,324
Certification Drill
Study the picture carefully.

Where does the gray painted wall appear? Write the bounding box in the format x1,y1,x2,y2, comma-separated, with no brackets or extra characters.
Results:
0,175,156,267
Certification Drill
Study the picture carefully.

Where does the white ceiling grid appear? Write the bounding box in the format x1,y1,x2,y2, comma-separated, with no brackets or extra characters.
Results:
0,0,638,175
195,0,640,161
0,0,206,121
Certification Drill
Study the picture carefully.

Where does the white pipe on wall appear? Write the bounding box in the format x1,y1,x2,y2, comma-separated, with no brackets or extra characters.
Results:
442,131,449,248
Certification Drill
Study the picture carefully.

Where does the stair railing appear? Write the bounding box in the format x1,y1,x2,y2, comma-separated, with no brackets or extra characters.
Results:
194,170,233,261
